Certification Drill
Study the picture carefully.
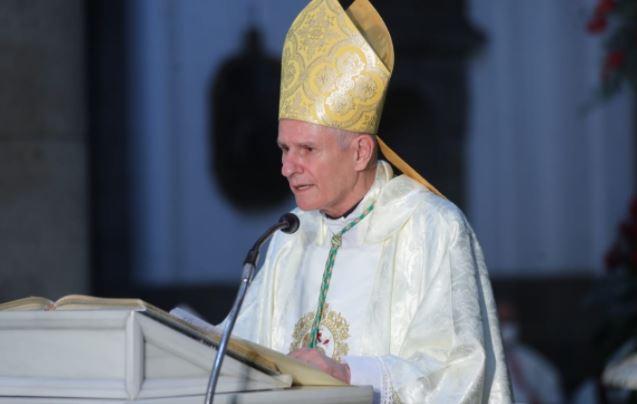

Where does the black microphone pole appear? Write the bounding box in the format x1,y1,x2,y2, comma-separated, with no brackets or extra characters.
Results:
204,213,299,404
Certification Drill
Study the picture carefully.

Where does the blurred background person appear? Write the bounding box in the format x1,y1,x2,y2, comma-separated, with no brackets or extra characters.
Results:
499,300,565,404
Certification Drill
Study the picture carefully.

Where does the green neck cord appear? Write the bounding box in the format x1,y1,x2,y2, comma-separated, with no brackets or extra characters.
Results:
307,203,375,349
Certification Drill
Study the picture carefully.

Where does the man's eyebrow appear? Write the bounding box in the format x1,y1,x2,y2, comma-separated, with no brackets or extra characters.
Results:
301,142,316,148
277,141,317,148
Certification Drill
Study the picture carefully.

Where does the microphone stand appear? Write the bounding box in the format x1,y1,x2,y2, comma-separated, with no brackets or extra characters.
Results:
204,214,299,404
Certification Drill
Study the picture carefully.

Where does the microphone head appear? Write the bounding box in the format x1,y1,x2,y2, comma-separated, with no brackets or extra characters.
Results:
279,213,300,234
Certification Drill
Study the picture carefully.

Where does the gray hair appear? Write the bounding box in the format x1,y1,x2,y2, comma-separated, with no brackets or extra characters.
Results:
333,128,378,166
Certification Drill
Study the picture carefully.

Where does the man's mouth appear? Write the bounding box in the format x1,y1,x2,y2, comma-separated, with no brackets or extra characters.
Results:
292,184,313,192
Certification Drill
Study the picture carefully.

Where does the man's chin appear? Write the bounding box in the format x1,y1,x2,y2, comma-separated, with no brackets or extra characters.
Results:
294,197,320,212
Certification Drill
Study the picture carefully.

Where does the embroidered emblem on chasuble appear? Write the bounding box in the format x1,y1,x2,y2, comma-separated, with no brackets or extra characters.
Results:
290,304,350,362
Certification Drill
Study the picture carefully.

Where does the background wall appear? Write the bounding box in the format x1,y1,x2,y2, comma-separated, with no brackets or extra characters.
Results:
467,0,634,275
126,0,633,286
128,0,302,286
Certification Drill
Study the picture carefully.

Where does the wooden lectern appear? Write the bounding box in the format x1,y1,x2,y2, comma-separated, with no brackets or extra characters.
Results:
0,297,372,403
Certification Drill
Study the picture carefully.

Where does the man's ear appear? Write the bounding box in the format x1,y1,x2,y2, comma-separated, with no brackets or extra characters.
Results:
353,134,375,171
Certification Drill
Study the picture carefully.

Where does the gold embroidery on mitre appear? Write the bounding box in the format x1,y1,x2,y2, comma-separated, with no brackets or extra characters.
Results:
290,304,350,362
279,0,394,135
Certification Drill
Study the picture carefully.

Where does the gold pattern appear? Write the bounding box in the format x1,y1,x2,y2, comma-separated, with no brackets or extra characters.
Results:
331,234,342,249
290,304,350,362
279,0,393,135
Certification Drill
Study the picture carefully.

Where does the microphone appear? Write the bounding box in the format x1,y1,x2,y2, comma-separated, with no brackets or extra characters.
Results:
244,213,299,266
279,213,300,234
205,213,300,403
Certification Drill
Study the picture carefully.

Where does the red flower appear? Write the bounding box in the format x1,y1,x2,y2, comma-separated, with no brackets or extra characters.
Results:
596,0,616,15
602,51,626,79
587,16,608,33
607,52,625,67
587,0,615,34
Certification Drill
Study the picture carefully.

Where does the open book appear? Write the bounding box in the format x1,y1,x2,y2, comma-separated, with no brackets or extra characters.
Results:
0,295,149,311
0,294,345,387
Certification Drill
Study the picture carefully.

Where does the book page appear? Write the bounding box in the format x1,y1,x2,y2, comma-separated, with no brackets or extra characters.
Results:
54,295,148,311
0,296,54,311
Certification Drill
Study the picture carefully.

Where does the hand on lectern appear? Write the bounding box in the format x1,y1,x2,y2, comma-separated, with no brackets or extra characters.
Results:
289,348,351,384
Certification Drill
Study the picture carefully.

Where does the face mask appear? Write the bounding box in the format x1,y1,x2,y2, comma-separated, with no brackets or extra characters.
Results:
501,322,519,345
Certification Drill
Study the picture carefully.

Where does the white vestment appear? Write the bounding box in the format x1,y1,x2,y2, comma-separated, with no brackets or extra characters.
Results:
232,161,512,403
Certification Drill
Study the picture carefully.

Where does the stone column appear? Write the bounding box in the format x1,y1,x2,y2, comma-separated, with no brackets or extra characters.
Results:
0,0,88,301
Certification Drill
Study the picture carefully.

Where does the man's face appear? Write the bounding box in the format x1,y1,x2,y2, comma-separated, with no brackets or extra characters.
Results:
277,119,360,217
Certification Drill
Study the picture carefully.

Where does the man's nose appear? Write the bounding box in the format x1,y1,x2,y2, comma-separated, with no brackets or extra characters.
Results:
281,153,300,177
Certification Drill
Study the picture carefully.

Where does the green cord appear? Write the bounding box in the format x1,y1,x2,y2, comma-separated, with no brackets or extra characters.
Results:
307,203,375,349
